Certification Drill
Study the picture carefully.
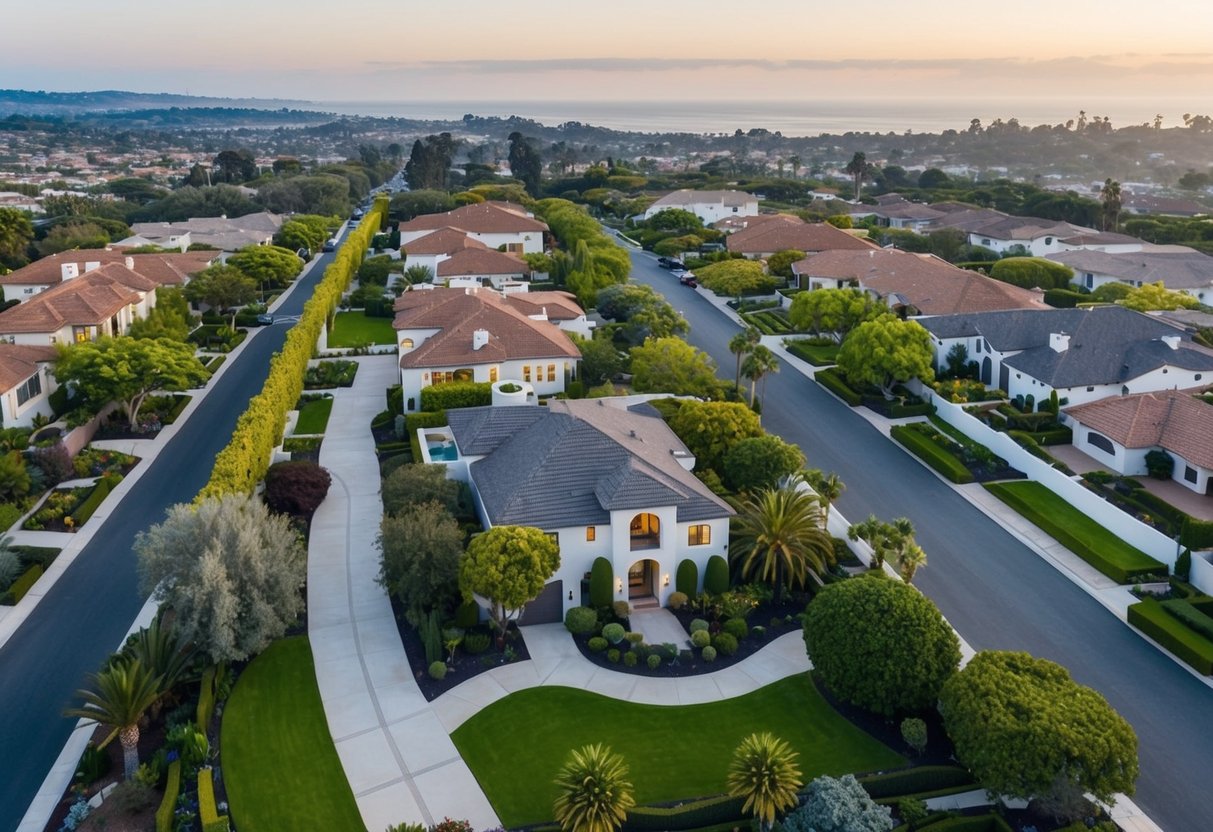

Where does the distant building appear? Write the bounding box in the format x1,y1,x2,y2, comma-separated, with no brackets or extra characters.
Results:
397,202,547,255
1048,249,1213,301
120,211,283,252
725,218,877,259
643,189,758,225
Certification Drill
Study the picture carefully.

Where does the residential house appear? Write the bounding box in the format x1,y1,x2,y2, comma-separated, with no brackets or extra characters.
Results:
792,248,1047,316
121,211,283,252
400,227,493,279
918,305,1213,406
500,290,596,339
436,248,529,289
392,287,581,411
848,196,947,231
0,344,58,427
725,218,878,259
1064,388,1213,494
0,264,160,346
1123,194,1208,218
437,397,735,622
643,189,758,225
397,202,548,255
1047,249,1213,302
929,210,1149,257
0,249,214,302
712,213,800,234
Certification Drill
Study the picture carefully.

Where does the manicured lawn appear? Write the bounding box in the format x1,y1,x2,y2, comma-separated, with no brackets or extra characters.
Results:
295,397,333,435
451,674,903,827
984,480,1165,583
786,340,840,366
329,311,396,346
221,637,363,832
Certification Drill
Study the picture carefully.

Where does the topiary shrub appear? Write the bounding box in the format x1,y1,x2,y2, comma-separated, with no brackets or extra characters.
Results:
704,554,729,595
565,606,598,635
428,661,447,680
901,717,928,755
723,617,749,640
454,600,480,629
701,645,717,662
588,636,608,653
625,631,644,645
1175,548,1192,581
612,600,631,620
463,632,490,654
602,622,626,644
676,558,699,596
691,629,711,648
607,648,621,663
263,460,332,517
1146,449,1175,480
647,654,662,670
590,556,614,608
667,591,688,610
623,651,638,667
712,632,739,656
689,618,710,633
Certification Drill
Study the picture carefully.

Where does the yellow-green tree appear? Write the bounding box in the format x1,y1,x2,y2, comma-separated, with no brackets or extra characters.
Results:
459,525,560,636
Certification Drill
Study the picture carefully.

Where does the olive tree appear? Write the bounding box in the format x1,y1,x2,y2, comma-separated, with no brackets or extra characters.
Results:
459,525,560,636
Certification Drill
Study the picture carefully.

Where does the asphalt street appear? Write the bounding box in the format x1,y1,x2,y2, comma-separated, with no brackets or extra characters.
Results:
629,248,1212,832
0,241,342,832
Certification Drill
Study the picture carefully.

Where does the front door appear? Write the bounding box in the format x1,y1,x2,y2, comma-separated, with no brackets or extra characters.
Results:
628,561,652,599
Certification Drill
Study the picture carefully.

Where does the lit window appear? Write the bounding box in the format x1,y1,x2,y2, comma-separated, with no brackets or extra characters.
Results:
547,363,556,382
586,526,596,542
489,367,498,383
523,365,531,382
401,338,414,349
688,525,711,546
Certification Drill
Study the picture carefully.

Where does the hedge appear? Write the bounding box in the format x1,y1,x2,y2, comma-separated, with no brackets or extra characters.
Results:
590,556,614,608
623,794,746,831
204,356,226,373
1181,516,1213,550
857,765,975,800
201,197,388,498
197,665,217,733
404,411,448,433
676,558,699,597
420,381,492,411
0,502,22,533
68,474,120,527
198,767,230,832
890,426,975,484
704,555,729,595
815,367,862,406
1128,597,1213,674
917,816,1013,832
1,563,42,605
386,384,404,415
156,760,182,832
1162,598,1213,642
1043,288,1088,308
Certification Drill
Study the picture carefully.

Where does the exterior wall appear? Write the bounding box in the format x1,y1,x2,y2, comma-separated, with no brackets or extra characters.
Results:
1191,551,1213,595
400,356,572,412
401,252,442,278
0,366,56,428
443,271,527,289
968,233,1064,257
398,230,542,255
644,200,757,225
1,282,49,301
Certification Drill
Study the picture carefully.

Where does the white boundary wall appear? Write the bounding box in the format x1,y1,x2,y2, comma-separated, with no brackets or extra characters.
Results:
917,384,1178,568
1191,552,1213,595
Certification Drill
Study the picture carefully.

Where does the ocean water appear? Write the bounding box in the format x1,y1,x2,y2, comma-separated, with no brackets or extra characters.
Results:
315,97,1209,136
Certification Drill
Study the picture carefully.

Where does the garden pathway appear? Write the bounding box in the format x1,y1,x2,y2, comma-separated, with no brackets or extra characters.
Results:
628,606,692,649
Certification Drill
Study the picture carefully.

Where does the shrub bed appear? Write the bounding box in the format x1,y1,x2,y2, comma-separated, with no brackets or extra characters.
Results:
304,360,358,389
857,765,975,800
815,367,862,405
420,381,492,411
891,424,974,483
785,339,840,366
1129,598,1213,674
1,563,42,604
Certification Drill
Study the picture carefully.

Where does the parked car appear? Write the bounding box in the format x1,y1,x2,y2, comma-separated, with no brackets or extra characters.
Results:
351,210,364,221
256,313,275,325
679,274,698,288
322,238,337,252
296,247,311,261
657,256,685,270
670,265,689,278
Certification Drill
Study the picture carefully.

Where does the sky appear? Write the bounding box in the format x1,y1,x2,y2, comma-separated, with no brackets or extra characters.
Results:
5,0,1213,119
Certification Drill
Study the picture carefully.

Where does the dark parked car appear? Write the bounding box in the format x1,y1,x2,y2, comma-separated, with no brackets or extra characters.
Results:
321,238,337,252
657,256,685,270
256,313,275,325
679,274,698,288
296,247,311,261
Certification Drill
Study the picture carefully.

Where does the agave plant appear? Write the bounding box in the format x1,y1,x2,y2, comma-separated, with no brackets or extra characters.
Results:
552,744,635,832
726,732,803,831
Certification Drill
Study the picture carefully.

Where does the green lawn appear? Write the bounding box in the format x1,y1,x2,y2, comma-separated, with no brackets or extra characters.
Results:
221,637,363,832
295,397,333,435
451,674,903,827
984,480,1165,583
786,340,840,366
329,311,396,347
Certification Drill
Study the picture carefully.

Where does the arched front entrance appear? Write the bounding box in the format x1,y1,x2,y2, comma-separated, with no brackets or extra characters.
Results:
627,559,658,601
630,513,660,550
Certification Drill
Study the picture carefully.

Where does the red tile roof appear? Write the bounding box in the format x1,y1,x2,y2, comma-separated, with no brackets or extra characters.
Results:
0,265,147,334
726,219,877,255
401,227,490,256
436,248,528,278
505,291,585,321
0,249,214,288
398,202,548,234
1065,388,1213,469
0,344,57,393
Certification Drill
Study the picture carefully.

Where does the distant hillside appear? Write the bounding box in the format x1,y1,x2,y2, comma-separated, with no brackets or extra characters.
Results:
0,89,312,117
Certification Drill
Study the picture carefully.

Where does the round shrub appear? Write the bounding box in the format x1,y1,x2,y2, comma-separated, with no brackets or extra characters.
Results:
701,645,717,663
264,460,332,517
623,651,638,667
804,576,961,716
625,631,644,645
612,600,631,620
602,623,626,644
607,648,621,663
428,661,447,680
712,632,739,656
689,618,710,634
676,558,699,596
454,600,480,629
723,617,749,640
752,625,766,639
704,555,730,595
588,636,608,653
667,591,688,610
691,629,711,648
463,632,490,654
647,654,662,670
564,606,598,635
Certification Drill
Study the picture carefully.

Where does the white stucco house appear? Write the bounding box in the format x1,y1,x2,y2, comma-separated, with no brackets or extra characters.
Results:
392,286,582,412
397,202,547,255
1065,388,1213,495
436,248,529,288
0,248,214,302
435,397,735,623
0,264,164,346
918,305,1213,407
1047,248,1213,302
643,189,758,225
0,344,58,427
400,227,494,280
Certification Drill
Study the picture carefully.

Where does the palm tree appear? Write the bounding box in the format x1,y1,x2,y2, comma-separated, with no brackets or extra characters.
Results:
64,657,163,780
726,732,803,831
844,152,868,201
813,471,845,529
728,328,761,396
1100,178,1122,232
897,542,928,583
788,154,802,179
120,610,196,719
741,345,779,408
552,744,635,832
730,476,834,601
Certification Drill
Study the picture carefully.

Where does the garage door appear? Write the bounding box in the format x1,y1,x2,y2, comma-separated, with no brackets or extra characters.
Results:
522,580,564,625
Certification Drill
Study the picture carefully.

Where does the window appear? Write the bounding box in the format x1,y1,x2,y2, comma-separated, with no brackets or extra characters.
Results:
547,363,556,382
1087,431,1115,455
1185,466,1199,484
523,365,531,382
15,372,41,406
1197,374,1203,381
981,238,991,246
489,367,498,383
401,338,414,349
73,326,90,343
688,524,711,546
586,526,596,542
1044,237,1053,245
506,243,523,253
1086,386,1095,392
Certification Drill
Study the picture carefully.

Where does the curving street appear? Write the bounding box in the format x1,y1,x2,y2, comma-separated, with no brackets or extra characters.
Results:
628,248,1211,832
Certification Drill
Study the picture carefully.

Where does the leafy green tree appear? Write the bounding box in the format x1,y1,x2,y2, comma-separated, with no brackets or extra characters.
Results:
227,245,303,290
0,451,31,502
0,206,34,268
508,132,544,197
783,774,893,832
726,732,803,831
132,185,256,223
645,208,704,232
594,284,686,345
803,469,844,528
129,287,193,342
276,214,338,252
64,657,163,780
836,317,935,396
723,435,804,493
630,337,724,399
788,288,882,340
667,400,763,474
939,650,1139,804
379,501,464,626
184,264,258,327
804,576,961,715
459,525,560,636
766,249,804,279
575,334,624,387
989,257,1074,290
35,221,112,256
389,189,457,221
552,744,635,832
730,476,832,600
1090,282,1133,303
741,345,779,407
136,494,306,664
696,259,777,297
212,148,258,184
918,168,951,189
54,337,209,429
382,463,463,516
729,327,762,396
1119,281,1200,311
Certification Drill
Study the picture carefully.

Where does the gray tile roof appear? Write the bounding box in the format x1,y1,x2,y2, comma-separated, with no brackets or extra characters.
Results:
1048,249,1213,291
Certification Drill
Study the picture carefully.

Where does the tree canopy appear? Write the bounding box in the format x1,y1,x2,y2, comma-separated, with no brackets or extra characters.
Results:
226,245,303,289
0,206,34,269
184,263,258,327
836,317,935,395
379,501,464,626
1118,281,1200,311
595,283,687,344
667,400,763,475
459,525,560,635
508,132,543,197
788,288,883,340
722,434,805,493
630,337,724,399
989,257,1074,290
696,259,778,297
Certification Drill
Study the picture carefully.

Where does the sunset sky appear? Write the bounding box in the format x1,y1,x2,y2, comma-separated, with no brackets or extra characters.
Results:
6,0,1213,110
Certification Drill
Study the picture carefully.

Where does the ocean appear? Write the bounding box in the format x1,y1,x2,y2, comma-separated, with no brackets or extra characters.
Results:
314,97,1211,136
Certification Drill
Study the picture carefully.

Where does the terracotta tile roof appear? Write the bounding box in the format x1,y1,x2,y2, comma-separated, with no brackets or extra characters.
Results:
393,287,580,369
398,202,548,234
0,249,214,288
726,219,878,255
0,344,57,393
505,290,584,321
1065,388,1213,469
436,248,528,278
0,266,146,334
401,227,489,256
649,189,756,209
793,249,1047,314
713,213,798,232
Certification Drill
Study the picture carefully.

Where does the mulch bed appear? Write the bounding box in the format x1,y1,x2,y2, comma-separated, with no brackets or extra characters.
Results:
389,596,531,701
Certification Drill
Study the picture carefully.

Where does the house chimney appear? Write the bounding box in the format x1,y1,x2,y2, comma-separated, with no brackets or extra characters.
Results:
61,263,79,281
1049,332,1070,353
1161,335,1180,350
84,261,101,273
124,256,135,269
472,329,490,350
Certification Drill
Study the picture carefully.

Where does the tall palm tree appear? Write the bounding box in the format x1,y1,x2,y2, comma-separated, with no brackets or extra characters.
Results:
844,152,868,201
64,657,164,780
726,732,803,831
730,476,834,601
728,328,761,396
897,542,928,584
741,345,779,408
788,154,802,179
1100,178,1122,232
806,470,845,529
553,744,635,832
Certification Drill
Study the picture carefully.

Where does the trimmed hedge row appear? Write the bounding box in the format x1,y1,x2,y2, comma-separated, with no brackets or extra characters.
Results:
1,564,42,605
1129,597,1213,674
69,474,120,527
917,816,1013,832
858,765,975,800
890,426,975,484
623,794,746,831
201,197,387,498
1181,515,1213,549
420,381,491,411
198,767,230,832
197,665,217,733
1162,598,1213,641
785,339,839,367
1007,431,1072,473
156,760,181,832
815,367,862,406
